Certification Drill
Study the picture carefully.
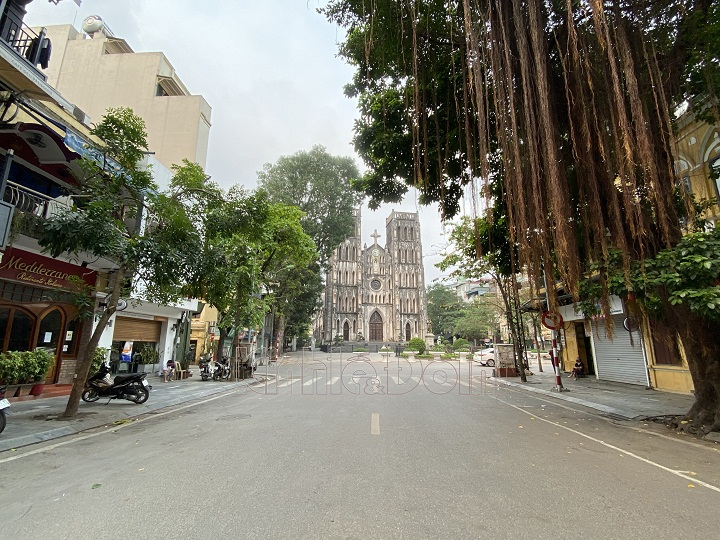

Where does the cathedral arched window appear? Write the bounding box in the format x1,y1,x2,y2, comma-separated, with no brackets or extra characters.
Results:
397,225,401,239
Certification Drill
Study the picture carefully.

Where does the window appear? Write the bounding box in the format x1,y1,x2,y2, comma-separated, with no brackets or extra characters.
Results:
711,157,720,198
650,319,682,366
3,307,34,352
36,308,63,351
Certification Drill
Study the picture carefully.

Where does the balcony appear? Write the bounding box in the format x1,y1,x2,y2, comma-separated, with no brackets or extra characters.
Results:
3,180,73,239
1,11,46,69
0,1,68,106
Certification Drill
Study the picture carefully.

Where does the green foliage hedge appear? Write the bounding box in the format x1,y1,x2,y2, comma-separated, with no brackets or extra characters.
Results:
407,338,426,354
0,349,54,384
452,338,470,350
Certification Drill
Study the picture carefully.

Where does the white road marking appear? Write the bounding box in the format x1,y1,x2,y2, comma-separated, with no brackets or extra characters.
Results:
497,397,720,493
371,413,380,435
0,388,242,464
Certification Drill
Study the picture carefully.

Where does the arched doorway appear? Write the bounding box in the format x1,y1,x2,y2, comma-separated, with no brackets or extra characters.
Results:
405,322,411,342
343,321,350,341
369,311,383,341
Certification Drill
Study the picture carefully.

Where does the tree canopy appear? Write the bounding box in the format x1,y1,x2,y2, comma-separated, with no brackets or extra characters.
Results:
257,145,364,269
39,108,210,417
323,0,720,431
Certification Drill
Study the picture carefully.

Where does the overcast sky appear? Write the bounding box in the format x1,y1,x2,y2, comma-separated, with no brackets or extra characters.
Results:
26,0,452,283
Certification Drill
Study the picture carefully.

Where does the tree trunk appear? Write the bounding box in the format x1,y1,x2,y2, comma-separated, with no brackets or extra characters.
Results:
274,313,286,361
62,267,125,418
671,307,720,435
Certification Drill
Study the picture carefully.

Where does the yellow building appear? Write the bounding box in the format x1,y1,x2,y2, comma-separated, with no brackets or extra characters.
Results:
189,305,219,363
553,109,718,394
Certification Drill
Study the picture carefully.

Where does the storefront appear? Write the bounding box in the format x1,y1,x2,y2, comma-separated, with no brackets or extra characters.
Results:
559,295,649,387
590,314,649,386
109,314,164,373
0,246,97,383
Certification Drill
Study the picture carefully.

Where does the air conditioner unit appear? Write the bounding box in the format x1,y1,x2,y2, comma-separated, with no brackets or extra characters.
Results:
72,106,90,125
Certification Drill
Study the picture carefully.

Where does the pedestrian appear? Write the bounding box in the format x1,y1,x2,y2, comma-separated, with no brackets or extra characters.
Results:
164,358,176,382
571,357,584,379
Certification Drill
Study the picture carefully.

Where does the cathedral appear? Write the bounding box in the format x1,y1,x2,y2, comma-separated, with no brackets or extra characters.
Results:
320,209,428,344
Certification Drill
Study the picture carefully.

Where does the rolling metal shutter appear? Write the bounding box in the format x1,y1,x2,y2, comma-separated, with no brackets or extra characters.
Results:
591,315,648,386
114,317,162,342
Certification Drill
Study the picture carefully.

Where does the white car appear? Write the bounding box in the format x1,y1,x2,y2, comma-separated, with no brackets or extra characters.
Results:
473,348,495,367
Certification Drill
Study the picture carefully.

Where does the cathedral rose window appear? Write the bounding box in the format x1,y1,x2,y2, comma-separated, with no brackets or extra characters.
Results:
370,279,382,290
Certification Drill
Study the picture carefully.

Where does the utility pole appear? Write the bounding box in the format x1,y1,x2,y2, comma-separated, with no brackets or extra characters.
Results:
542,267,565,392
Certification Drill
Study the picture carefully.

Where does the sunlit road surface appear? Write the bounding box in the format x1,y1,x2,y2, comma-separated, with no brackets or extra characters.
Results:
1,354,718,539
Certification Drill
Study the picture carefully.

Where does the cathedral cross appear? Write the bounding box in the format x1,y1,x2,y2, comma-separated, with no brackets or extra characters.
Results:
370,229,381,245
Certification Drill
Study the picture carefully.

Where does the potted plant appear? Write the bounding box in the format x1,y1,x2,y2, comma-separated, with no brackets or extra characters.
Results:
0,350,53,397
138,344,160,374
29,349,54,395
0,351,26,397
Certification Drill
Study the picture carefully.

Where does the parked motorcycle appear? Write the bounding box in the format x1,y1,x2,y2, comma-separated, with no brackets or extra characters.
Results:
213,357,231,381
199,356,230,381
82,362,151,404
0,385,9,434
198,354,214,381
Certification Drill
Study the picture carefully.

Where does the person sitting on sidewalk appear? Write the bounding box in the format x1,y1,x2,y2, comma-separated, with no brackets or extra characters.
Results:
164,358,176,382
571,357,584,379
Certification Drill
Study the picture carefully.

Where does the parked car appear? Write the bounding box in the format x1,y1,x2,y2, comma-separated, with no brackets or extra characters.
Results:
473,348,495,367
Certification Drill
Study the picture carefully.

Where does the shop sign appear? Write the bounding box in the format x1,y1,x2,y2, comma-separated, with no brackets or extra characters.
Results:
0,247,97,289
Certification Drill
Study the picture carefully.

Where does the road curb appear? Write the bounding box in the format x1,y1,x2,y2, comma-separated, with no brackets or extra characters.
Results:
490,376,638,419
0,377,263,452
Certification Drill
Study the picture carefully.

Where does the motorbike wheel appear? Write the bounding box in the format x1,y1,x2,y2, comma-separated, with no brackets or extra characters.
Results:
212,371,220,381
81,388,100,402
0,411,6,434
201,373,209,381
132,385,149,404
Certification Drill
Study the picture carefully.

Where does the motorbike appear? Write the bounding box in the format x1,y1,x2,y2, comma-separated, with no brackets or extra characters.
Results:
199,356,230,381
0,385,9,434
81,362,151,404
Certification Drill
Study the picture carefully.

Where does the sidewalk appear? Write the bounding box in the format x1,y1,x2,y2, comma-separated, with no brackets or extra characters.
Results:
0,368,265,452
491,356,695,421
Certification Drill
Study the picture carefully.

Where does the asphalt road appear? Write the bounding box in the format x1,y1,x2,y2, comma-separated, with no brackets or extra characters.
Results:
1,357,718,539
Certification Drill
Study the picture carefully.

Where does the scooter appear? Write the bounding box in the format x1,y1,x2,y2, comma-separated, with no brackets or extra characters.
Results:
0,385,9,434
82,362,151,404
199,356,230,381
212,357,231,381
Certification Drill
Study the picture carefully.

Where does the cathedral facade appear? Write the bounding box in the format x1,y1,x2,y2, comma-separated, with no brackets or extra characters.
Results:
321,209,428,344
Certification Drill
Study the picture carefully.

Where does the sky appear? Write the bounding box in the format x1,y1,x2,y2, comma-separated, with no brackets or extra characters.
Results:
26,0,453,283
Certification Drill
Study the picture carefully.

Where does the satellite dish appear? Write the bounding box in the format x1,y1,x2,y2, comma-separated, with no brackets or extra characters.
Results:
82,15,105,35
116,299,128,311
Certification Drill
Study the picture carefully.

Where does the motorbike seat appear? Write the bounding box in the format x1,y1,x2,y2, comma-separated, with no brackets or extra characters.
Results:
114,374,140,383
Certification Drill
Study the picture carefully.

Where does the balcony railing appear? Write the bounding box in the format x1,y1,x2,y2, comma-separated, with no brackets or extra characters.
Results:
1,11,47,70
4,181,73,221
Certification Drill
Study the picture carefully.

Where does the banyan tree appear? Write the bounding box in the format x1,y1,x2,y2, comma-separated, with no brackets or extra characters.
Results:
322,0,720,434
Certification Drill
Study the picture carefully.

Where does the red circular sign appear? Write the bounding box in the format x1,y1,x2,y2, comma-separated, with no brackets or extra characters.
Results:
541,311,564,330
